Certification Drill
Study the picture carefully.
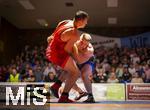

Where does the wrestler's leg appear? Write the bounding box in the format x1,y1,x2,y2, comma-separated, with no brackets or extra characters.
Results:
58,57,80,102
55,73,86,99
58,72,88,101
62,57,80,93
50,69,79,100
58,71,68,82
72,83,88,100
81,64,92,94
50,71,68,98
72,83,83,93
81,64,95,102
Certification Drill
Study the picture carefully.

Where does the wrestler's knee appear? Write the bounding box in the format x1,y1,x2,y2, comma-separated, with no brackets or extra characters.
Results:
81,72,87,80
69,69,80,78
81,71,92,80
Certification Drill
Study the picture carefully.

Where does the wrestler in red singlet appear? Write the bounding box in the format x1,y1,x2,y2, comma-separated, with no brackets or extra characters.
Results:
46,20,73,68
47,11,89,103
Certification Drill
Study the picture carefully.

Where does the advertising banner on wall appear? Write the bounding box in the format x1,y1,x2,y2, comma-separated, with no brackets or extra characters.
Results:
121,32,150,48
79,31,121,48
50,83,125,102
80,31,150,48
126,83,150,101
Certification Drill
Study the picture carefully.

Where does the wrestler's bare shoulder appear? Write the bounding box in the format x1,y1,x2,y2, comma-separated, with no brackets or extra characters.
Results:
61,28,78,42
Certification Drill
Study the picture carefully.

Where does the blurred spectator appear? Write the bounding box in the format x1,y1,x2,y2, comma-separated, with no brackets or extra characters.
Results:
128,64,136,77
111,58,118,69
116,63,124,81
43,63,56,79
0,44,149,83
21,63,31,76
7,67,21,82
93,68,107,83
131,71,144,83
107,72,119,83
135,63,145,78
144,64,150,83
95,62,101,73
132,53,140,64
22,68,35,82
34,66,43,82
121,68,132,83
101,59,111,74
44,72,57,82
33,60,40,70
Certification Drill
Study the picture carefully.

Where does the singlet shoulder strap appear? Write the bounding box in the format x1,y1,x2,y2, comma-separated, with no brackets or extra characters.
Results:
54,21,74,36
57,20,70,28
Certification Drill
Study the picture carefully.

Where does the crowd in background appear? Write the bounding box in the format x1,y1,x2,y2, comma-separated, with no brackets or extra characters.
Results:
0,44,150,83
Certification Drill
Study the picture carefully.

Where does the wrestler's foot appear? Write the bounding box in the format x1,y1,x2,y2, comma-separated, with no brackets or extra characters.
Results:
83,95,95,103
50,83,61,98
58,95,74,103
75,92,88,100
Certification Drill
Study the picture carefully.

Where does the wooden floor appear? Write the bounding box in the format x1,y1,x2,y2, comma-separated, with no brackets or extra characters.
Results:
50,103,150,110
0,102,150,110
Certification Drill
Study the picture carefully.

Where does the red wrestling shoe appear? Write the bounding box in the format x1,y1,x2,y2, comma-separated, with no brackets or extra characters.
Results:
50,83,61,98
58,95,74,103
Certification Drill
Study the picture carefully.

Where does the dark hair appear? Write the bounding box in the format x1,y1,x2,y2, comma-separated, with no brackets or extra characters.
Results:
11,67,16,70
28,68,33,71
74,10,89,21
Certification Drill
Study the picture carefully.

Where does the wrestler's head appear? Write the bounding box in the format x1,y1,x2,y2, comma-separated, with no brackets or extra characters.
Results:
74,10,89,28
79,33,92,49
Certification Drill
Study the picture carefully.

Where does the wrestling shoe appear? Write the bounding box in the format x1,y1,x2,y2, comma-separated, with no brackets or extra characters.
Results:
83,95,95,103
58,95,74,103
50,83,61,98
75,92,88,100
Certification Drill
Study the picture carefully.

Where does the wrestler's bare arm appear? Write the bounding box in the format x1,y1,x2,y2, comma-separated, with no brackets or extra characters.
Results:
79,43,94,55
73,43,94,64
85,43,94,54
61,29,78,58
72,43,80,62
